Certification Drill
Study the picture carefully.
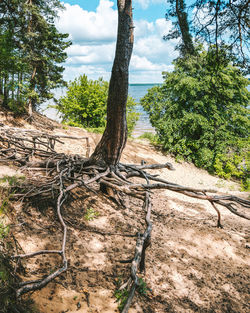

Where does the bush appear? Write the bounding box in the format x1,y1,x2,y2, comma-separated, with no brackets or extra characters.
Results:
55,75,139,136
138,132,159,144
141,47,250,184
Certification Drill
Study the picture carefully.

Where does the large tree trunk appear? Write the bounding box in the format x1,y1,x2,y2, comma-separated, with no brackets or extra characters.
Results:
89,0,134,167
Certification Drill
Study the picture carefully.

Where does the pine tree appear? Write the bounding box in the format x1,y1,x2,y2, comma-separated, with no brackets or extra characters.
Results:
0,0,71,115
164,0,249,72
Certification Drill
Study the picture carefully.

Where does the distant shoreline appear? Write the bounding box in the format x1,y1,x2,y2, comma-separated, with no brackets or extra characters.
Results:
41,83,157,136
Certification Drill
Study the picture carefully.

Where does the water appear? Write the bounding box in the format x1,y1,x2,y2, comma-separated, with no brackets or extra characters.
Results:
41,83,159,137
129,83,158,137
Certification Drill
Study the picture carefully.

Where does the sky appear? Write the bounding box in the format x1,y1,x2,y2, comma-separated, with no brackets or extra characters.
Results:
56,0,180,83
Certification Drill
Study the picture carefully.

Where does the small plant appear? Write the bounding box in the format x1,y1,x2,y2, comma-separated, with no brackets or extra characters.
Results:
0,196,10,215
241,177,250,192
137,277,148,296
0,175,25,214
0,222,9,239
84,208,99,221
138,132,158,144
114,277,150,311
86,126,105,134
114,276,129,312
0,174,25,187
114,288,129,312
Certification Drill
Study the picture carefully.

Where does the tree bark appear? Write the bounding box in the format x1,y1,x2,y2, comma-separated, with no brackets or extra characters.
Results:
176,0,195,55
27,0,36,121
28,66,37,120
3,73,9,106
89,0,134,167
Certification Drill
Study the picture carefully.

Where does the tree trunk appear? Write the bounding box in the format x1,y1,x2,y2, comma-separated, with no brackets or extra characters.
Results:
27,0,35,121
176,0,195,55
89,0,134,167
3,73,8,106
28,66,36,120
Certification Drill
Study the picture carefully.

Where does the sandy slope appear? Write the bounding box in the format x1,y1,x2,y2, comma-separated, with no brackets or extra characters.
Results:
0,111,249,313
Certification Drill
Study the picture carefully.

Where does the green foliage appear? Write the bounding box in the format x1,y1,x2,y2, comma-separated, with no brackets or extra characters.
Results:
0,175,25,214
0,222,9,240
56,75,139,135
86,127,105,134
114,276,129,312
57,76,108,128
126,100,140,136
114,277,129,312
114,277,150,311
0,0,70,113
0,174,25,187
137,277,149,296
84,208,99,221
5,99,26,115
138,132,159,144
141,47,250,183
114,288,129,312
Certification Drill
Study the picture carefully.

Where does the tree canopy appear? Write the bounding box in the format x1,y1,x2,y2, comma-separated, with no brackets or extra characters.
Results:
141,46,250,185
0,0,71,114
55,74,139,135
164,0,249,71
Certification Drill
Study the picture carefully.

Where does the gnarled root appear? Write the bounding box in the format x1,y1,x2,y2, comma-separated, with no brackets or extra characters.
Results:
0,128,249,311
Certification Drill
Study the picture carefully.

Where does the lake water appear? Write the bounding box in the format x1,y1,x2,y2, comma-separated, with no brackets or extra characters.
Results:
41,83,159,137
129,83,157,137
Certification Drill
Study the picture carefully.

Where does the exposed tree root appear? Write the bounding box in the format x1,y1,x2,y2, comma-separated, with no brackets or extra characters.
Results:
0,127,249,311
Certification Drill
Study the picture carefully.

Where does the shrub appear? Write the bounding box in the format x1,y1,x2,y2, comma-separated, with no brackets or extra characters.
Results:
141,47,250,184
55,75,139,135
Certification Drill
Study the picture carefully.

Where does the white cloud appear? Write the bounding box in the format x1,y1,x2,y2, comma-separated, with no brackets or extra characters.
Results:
134,35,178,62
63,64,112,82
155,18,172,37
134,18,172,38
133,18,178,63
135,0,150,10
58,1,178,83
134,19,154,37
66,43,115,65
130,65,174,83
131,55,164,71
57,0,117,42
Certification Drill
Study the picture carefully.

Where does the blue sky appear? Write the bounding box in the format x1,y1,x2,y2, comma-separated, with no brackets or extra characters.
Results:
62,0,167,22
57,0,179,83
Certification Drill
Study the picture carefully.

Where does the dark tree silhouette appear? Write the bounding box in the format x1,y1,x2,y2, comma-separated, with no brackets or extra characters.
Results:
175,0,195,55
164,0,249,71
164,0,195,56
